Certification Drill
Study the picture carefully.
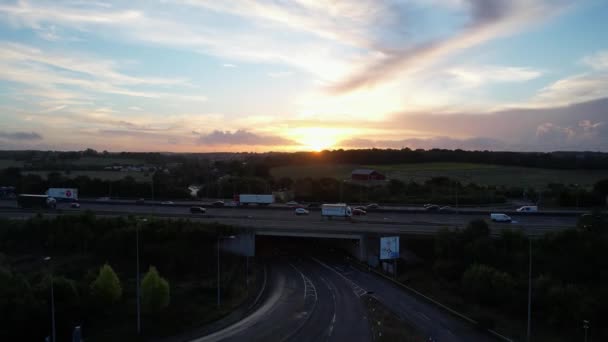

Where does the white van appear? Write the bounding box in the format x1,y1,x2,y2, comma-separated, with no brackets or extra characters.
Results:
516,206,538,212
491,213,512,223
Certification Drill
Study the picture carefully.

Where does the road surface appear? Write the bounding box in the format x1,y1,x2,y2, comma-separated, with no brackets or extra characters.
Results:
193,255,499,342
0,201,578,236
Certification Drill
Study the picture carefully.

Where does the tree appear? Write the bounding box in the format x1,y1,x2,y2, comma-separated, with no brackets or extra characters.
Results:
462,219,490,242
141,266,170,314
90,264,122,305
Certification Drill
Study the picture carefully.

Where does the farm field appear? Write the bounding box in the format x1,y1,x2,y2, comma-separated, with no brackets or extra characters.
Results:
270,162,607,188
23,170,151,182
0,159,24,168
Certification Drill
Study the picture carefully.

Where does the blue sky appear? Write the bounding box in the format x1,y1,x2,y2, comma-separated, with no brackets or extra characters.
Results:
0,0,607,152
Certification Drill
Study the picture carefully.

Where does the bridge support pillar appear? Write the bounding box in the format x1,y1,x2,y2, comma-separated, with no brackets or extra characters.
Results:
358,234,367,262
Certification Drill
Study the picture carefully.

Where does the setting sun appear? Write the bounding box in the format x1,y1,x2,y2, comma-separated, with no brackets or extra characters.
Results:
287,127,352,151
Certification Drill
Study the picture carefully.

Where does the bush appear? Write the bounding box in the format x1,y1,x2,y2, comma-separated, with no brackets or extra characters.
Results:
461,264,516,306
141,266,170,314
90,264,122,307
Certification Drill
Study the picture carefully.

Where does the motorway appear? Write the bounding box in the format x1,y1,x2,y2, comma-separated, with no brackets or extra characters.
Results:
0,200,579,236
192,254,497,342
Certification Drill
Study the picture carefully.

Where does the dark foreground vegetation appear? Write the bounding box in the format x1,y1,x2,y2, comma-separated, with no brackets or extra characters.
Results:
0,214,250,341
401,213,608,341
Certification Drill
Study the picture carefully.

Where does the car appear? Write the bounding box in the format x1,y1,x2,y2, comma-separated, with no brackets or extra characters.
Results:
161,201,174,205
491,213,512,223
307,203,320,208
97,197,110,201
354,206,367,211
211,200,225,207
190,206,206,214
424,204,440,211
135,198,145,205
439,206,454,212
295,207,309,215
286,201,299,207
353,208,367,216
70,202,81,209
366,203,379,210
225,201,239,207
516,205,538,212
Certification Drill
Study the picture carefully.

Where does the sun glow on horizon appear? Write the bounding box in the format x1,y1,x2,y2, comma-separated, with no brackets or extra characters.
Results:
287,127,355,152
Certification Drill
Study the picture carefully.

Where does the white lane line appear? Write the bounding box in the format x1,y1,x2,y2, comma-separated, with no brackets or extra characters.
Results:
191,270,286,342
319,275,338,338
289,262,317,300
417,312,430,321
311,257,367,297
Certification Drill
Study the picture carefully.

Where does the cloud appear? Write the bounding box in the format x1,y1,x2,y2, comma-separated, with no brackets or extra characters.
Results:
198,130,296,146
328,0,560,93
446,65,541,88
340,136,509,151
581,50,608,70
222,63,236,68
534,72,608,106
0,131,43,141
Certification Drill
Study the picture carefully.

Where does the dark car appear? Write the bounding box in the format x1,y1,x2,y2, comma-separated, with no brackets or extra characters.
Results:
190,206,206,214
439,206,454,212
424,204,440,211
211,200,225,207
135,198,145,205
354,206,367,211
353,208,367,216
307,203,320,208
366,203,379,210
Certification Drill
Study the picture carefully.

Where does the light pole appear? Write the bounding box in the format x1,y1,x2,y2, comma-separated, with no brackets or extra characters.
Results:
217,235,236,308
583,320,589,342
527,238,532,342
136,219,146,335
43,256,56,342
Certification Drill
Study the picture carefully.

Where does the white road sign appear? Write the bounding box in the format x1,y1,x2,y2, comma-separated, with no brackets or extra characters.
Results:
380,236,399,260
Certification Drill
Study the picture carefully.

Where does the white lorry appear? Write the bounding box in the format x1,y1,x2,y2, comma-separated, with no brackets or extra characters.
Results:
321,203,352,220
239,194,274,205
46,188,78,202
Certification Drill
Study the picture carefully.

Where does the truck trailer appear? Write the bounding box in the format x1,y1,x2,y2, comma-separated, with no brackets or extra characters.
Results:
17,194,57,209
46,188,78,202
239,194,274,205
321,203,352,220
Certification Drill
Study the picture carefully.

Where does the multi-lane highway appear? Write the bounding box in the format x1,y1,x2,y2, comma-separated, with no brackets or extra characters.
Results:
0,200,579,236
192,254,498,342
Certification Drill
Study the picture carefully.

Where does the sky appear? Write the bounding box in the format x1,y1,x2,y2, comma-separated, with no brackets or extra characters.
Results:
0,0,607,152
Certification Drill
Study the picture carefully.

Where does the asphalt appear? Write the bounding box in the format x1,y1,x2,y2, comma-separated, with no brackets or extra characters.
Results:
0,201,579,236
189,255,501,342
193,258,371,342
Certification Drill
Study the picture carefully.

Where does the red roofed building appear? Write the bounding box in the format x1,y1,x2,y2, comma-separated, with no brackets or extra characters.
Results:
351,169,386,181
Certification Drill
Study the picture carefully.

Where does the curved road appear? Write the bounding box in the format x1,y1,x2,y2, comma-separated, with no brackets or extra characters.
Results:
193,256,498,342
194,258,371,342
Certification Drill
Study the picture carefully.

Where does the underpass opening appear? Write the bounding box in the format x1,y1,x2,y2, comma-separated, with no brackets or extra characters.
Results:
255,233,363,260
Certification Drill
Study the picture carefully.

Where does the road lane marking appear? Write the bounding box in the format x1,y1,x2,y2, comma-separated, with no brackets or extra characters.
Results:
319,275,338,338
311,257,368,297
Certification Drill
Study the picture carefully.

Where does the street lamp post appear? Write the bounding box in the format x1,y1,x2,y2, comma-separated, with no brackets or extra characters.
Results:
43,256,56,342
527,238,532,342
583,320,589,342
217,235,236,308
136,219,146,335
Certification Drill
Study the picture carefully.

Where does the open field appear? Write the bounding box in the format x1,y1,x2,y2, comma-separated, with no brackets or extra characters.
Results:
0,159,24,168
23,170,152,182
69,156,147,166
270,162,607,188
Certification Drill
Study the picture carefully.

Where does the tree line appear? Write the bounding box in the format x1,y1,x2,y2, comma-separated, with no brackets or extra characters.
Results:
417,214,608,340
0,214,247,341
